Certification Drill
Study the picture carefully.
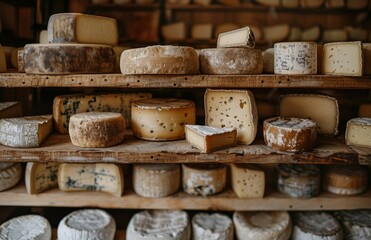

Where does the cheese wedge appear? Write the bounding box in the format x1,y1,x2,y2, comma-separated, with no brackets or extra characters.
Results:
231,164,265,198
345,118,371,148
214,23,239,38
217,26,255,48
25,162,59,194
0,102,21,119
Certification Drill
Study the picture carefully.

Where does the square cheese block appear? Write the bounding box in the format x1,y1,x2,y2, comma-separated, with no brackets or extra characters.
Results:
363,43,371,75
345,118,371,148
279,94,339,135
185,125,237,153
359,103,371,117
205,89,258,145
47,13,118,46
191,23,212,40
323,41,363,76
162,22,186,41
0,102,22,119
217,26,255,48
231,164,265,198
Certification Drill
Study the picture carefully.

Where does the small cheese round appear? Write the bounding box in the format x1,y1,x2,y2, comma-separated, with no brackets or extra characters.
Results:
200,48,263,74
0,163,22,192
233,211,291,240
133,164,180,198
335,210,371,240
0,214,51,240
182,164,227,196
132,98,196,141
323,165,368,195
263,117,317,152
69,112,125,148
192,213,233,240
120,45,199,74
58,209,116,240
277,164,320,199
292,212,343,240
126,210,190,240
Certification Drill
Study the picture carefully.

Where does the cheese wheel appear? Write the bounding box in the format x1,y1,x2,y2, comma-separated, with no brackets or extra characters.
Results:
131,98,196,141
58,209,116,240
233,211,291,240
23,43,115,74
345,118,371,148
292,212,343,240
0,102,22,119
69,112,125,148
17,49,24,72
0,215,51,240
192,213,233,240
323,165,368,195
277,164,320,198
200,48,263,74
263,117,317,153
120,45,199,74
25,162,59,194
0,163,22,192
262,48,274,73
336,210,371,240
133,164,180,198
126,210,191,240
231,164,265,198
182,164,227,196
274,42,317,75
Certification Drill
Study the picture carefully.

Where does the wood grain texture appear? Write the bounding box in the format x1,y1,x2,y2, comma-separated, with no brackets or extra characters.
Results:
0,73,371,88
350,146,371,165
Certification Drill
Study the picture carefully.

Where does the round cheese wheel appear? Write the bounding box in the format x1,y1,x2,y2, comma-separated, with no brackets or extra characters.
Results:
126,210,190,240
277,164,320,199
0,163,22,192
192,213,233,240
262,48,274,73
0,214,51,240
69,112,125,148
323,165,368,195
292,212,343,240
200,48,263,74
133,163,180,198
23,43,115,74
131,98,196,141
120,45,199,74
182,164,227,196
233,211,291,240
336,210,371,240
58,209,116,240
263,117,317,152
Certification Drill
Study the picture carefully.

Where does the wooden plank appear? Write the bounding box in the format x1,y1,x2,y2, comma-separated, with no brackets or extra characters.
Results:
350,146,371,165
1,73,371,89
0,133,358,164
1,183,370,211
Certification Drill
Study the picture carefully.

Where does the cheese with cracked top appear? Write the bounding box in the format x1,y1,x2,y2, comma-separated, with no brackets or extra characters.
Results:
0,163,22,192
217,26,255,48
0,102,21,119
25,162,59,194
336,210,371,240
192,213,233,240
205,89,258,145
345,117,371,148
231,164,265,198
192,23,213,40
58,163,124,197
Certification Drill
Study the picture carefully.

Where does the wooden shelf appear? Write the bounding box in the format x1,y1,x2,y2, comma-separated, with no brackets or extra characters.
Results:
0,133,360,165
1,73,371,89
350,146,371,165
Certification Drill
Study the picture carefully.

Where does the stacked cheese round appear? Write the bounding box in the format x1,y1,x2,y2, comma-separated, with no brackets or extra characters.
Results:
133,164,180,197
0,163,22,192
120,45,199,74
58,209,116,240
192,213,233,240
132,98,196,141
335,210,371,239
263,117,317,152
69,112,125,148
277,164,320,198
233,211,291,240
0,214,51,240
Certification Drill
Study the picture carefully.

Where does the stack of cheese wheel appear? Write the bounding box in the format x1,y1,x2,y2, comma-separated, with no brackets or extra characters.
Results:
335,210,371,239
0,163,22,192
192,213,233,240
24,13,118,74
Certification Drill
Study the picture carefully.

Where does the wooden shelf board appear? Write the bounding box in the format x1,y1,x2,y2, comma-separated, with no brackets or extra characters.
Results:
350,146,371,165
1,183,370,211
1,73,371,89
0,133,358,164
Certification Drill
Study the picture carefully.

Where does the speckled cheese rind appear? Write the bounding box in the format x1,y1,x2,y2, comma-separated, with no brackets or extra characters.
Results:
335,210,371,240
58,209,116,240
233,211,291,240
182,164,227,196
263,117,317,153
0,163,22,192
192,213,233,240
200,48,263,74
23,43,115,74
120,45,199,74
25,162,59,194
133,164,180,198
126,210,190,240
345,117,371,148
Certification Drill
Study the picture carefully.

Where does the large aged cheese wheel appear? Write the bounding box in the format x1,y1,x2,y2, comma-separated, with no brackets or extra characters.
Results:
335,210,371,240
192,213,233,240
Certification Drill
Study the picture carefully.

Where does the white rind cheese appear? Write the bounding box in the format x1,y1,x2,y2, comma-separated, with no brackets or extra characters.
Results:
274,42,317,75
0,115,52,148
345,118,371,148
126,210,190,240
25,162,59,194
58,163,124,197
133,164,180,198
205,89,258,145
262,48,274,73
120,45,199,74
335,210,371,240
217,26,255,48
182,164,227,196
58,209,116,240
0,163,22,192
0,215,51,240
192,213,233,240
233,211,291,240
231,164,265,198
0,102,22,119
